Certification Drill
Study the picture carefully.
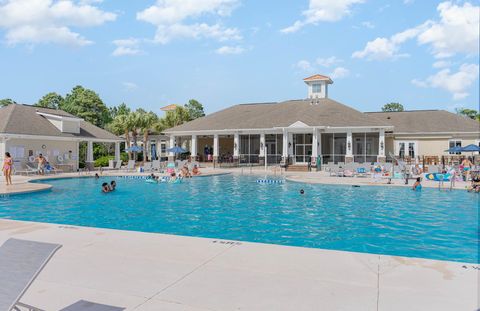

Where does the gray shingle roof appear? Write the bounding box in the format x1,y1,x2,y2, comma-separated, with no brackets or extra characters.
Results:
165,98,391,133
366,110,480,133
0,104,121,141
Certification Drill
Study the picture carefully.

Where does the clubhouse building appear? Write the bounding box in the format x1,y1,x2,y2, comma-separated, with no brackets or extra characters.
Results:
165,74,480,166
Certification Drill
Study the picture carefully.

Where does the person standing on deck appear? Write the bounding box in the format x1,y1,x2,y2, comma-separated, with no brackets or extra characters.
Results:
2,152,13,186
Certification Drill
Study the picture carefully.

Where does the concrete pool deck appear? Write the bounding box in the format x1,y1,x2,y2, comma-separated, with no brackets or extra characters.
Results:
0,219,478,311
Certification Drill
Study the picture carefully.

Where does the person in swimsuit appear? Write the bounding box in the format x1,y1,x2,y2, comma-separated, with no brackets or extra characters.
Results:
412,177,422,191
2,152,13,185
35,154,46,175
461,157,473,181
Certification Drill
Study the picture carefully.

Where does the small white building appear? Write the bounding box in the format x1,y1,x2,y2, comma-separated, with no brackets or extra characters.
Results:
0,104,122,171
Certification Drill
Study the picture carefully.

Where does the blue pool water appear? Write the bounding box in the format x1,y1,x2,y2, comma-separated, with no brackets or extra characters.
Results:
0,175,478,263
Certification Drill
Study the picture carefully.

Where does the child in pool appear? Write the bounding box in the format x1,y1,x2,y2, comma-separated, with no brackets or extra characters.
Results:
412,177,422,191
102,182,110,193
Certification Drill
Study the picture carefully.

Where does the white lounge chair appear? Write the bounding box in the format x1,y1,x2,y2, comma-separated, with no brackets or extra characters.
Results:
152,160,161,172
142,162,152,172
0,238,61,311
122,160,135,172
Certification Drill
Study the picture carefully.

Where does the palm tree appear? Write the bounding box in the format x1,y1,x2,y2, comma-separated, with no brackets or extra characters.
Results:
138,111,158,165
108,112,140,160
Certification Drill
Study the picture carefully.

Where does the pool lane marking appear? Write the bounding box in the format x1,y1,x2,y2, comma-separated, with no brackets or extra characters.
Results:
133,242,239,310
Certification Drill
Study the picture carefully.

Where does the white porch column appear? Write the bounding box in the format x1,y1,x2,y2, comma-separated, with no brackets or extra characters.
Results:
0,138,6,165
213,134,219,159
259,133,266,157
288,132,293,156
378,129,386,163
346,130,353,163
312,128,318,160
169,136,175,160
114,142,121,162
233,133,239,158
282,129,288,159
86,141,94,163
191,135,197,160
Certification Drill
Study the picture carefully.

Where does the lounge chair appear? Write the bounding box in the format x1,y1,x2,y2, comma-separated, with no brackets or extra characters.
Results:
152,160,161,172
59,300,124,311
142,162,152,172
25,163,40,175
122,160,135,172
0,238,61,311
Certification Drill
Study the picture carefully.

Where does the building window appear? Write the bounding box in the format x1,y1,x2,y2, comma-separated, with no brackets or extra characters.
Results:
312,83,321,93
449,140,462,154
161,142,166,154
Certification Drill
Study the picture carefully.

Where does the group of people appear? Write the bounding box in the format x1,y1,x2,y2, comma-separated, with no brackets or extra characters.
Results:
95,173,117,193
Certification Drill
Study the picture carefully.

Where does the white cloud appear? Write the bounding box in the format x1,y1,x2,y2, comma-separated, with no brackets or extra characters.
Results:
352,23,428,60
295,60,314,72
417,1,479,58
432,60,451,68
353,1,479,60
329,67,350,79
112,38,143,56
361,21,374,29
411,63,479,100
282,0,365,33
215,45,245,55
122,82,138,91
0,0,116,46
137,0,241,44
316,56,342,67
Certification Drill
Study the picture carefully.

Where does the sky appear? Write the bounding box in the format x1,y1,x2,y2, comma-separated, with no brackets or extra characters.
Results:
0,0,478,114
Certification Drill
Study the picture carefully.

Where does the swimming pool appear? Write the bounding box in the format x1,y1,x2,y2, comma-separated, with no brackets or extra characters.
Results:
0,175,478,263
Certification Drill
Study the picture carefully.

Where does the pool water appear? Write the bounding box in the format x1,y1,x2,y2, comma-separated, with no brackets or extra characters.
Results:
0,175,478,263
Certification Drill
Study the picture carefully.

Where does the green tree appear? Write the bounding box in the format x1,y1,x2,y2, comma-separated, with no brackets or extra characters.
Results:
60,86,110,128
137,111,159,164
381,102,404,112
109,102,131,119
35,92,64,109
185,99,205,120
0,98,16,107
456,108,480,121
158,106,191,130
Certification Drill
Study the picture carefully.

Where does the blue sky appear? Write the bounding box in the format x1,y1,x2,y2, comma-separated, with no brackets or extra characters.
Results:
0,0,478,114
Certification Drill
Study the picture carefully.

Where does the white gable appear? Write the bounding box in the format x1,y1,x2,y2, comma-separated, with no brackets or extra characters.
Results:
36,112,82,134
288,121,310,128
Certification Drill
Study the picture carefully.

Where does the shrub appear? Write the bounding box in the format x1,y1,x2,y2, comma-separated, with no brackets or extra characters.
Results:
94,156,113,167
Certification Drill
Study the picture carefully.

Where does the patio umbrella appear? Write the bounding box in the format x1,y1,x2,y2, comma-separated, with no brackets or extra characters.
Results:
445,146,463,153
167,146,187,154
125,145,142,153
460,144,480,152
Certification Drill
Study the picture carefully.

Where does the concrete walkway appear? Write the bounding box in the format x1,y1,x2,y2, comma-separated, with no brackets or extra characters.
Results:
0,220,478,311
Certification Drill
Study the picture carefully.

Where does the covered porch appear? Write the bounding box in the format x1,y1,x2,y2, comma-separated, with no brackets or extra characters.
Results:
167,126,388,168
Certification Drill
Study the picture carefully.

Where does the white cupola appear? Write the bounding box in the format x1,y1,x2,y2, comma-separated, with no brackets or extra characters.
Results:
304,74,333,99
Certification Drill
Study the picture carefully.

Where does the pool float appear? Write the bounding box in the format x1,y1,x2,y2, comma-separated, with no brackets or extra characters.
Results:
424,173,451,182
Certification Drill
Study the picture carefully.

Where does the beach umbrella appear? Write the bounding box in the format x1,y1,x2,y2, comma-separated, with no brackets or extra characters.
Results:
125,145,142,152
460,144,480,152
167,146,187,154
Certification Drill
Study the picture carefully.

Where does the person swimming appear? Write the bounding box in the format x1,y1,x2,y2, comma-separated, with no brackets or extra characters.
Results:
300,189,304,195
95,173,100,179
102,182,110,193
109,180,116,191
412,177,422,191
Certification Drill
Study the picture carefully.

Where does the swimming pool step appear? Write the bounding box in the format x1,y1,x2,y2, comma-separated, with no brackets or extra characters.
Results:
286,165,309,172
